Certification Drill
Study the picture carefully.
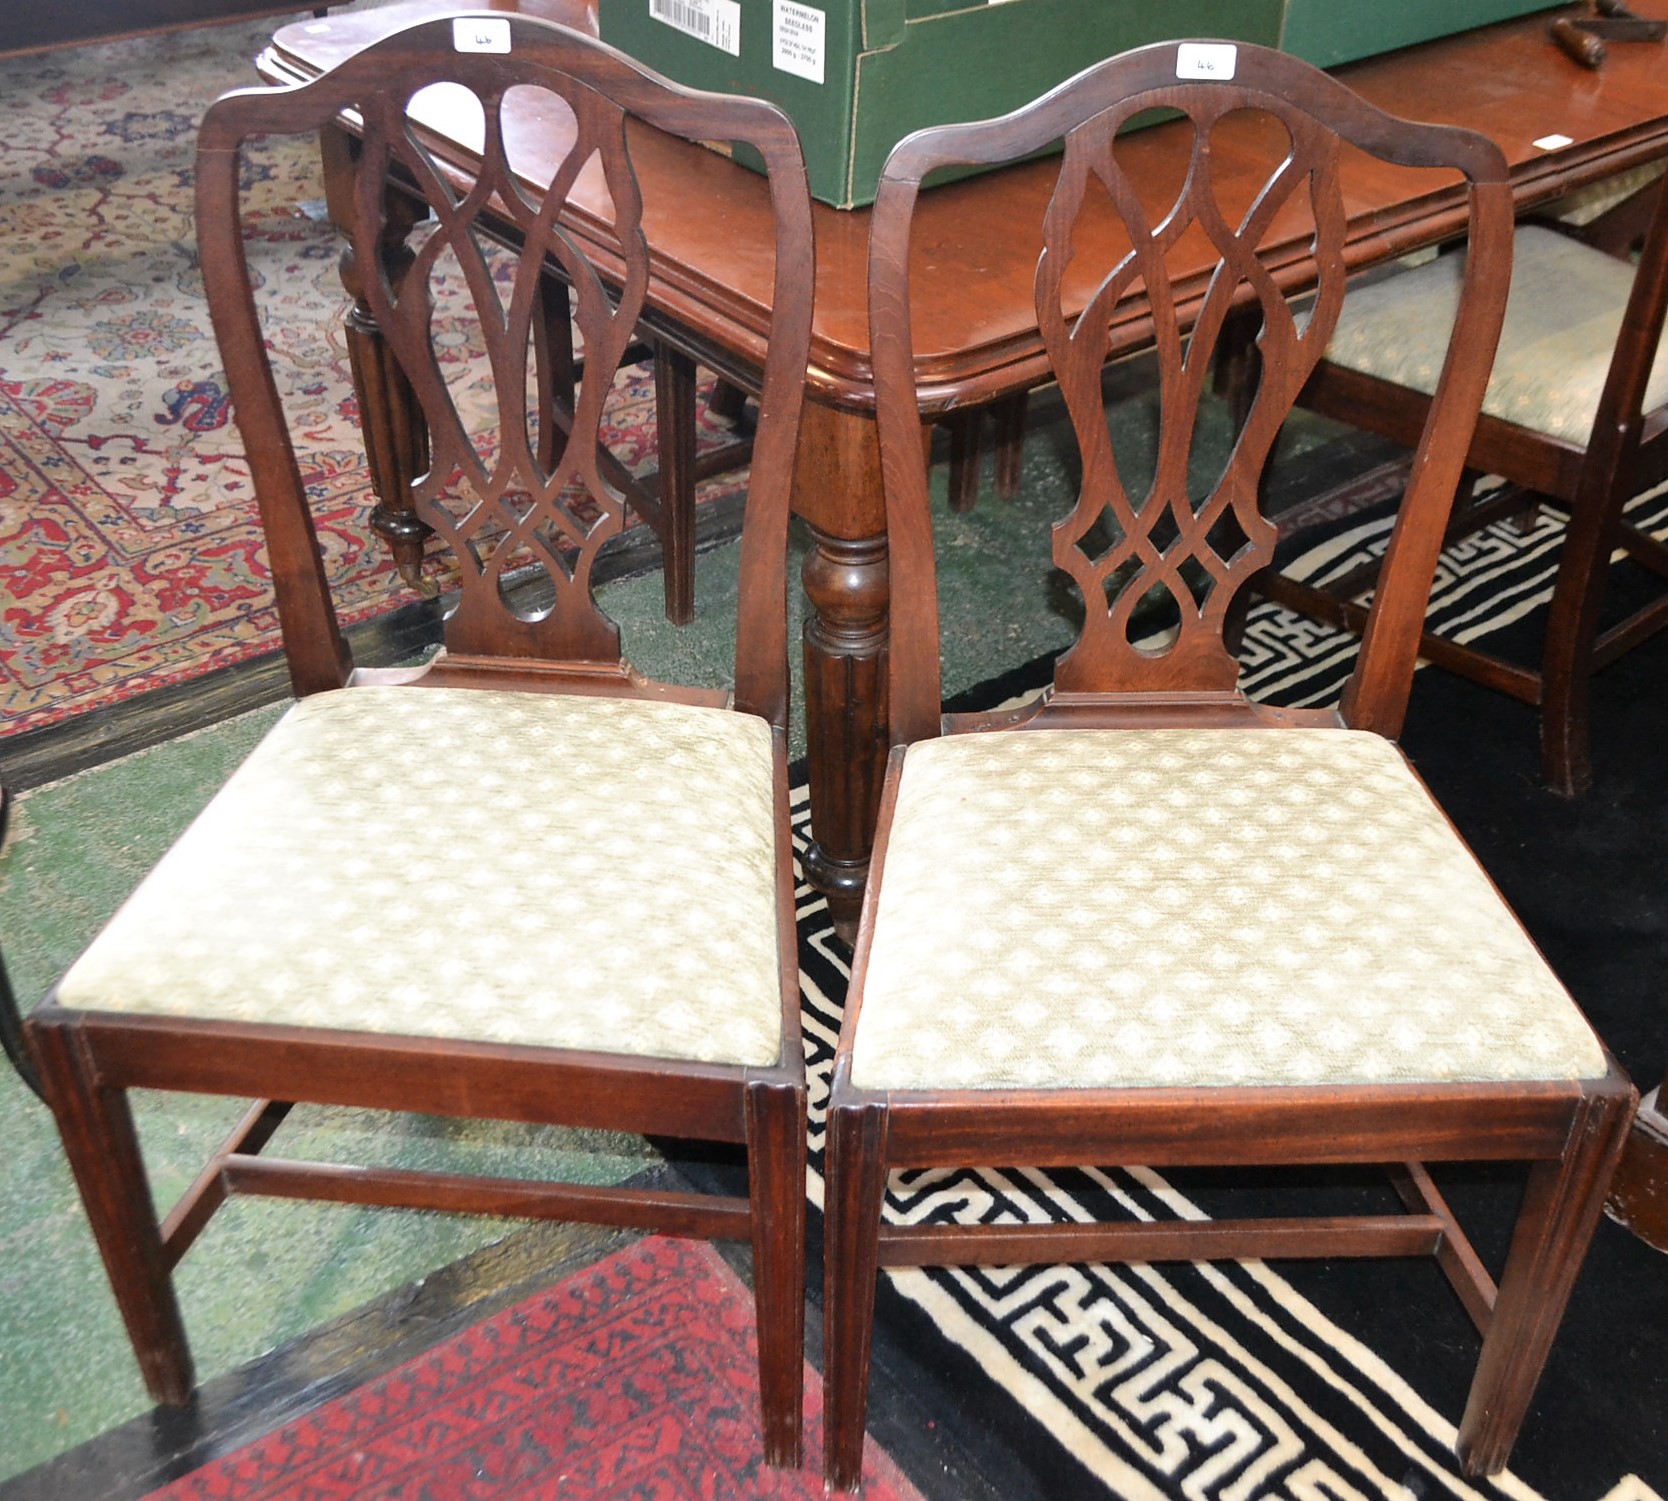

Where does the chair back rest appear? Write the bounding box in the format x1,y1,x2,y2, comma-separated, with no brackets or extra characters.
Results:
1587,167,1668,482
869,40,1511,744
196,14,813,726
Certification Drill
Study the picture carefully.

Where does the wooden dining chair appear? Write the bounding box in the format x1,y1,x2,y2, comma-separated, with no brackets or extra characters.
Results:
939,393,1030,511
823,40,1636,1490
8,15,813,1466
1262,163,1668,795
521,1,755,627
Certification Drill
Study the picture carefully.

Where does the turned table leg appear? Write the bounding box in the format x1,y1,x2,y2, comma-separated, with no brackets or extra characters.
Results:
320,123,430,591
795,403,890,942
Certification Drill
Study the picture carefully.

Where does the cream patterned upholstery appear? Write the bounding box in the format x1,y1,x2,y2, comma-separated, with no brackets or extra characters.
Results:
1321,225,1668,446
57,687,785,1067
1545,161,1665,229
850,727,1607,1092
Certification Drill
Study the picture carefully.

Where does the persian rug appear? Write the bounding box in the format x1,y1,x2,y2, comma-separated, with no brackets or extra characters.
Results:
139,1236,923,1501
0,19,739,737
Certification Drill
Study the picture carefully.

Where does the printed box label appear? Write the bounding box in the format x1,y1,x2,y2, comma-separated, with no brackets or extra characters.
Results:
774,1,826,84
649,0,741,57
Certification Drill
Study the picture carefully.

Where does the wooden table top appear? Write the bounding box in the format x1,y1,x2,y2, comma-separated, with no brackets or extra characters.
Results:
261,0,1668,415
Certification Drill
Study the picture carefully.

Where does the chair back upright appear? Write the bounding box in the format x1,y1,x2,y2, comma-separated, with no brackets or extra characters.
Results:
1582,169,1668,500
195,13,813,725
868,40,1513,745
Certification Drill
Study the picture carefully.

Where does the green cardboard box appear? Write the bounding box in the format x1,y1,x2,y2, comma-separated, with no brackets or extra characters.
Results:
599,0,1566,207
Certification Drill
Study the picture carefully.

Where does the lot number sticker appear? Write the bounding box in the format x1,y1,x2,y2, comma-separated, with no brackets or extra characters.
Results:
774,1,825,84
454,17,511,52
1176,42,1237,80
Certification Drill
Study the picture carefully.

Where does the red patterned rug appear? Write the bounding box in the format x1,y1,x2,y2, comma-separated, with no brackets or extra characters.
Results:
138,1236,922,1501
0,19,740,738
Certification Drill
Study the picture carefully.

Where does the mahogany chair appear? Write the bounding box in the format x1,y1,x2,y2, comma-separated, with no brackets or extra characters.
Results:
1263,164,1668,795
939,393,1029,512
10,15,813,1465
520,0,753,625
356,183,754,628
823,41,1636,1490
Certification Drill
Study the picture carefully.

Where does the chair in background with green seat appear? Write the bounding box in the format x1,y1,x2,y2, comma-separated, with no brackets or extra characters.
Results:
1265,161,1668,795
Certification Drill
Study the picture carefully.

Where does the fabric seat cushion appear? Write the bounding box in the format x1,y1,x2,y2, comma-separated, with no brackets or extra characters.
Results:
849,727,1607,1092
56,686,785,1067
1319,224,1668,447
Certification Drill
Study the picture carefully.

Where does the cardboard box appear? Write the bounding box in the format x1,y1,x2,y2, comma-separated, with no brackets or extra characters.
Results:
599,0,1566,208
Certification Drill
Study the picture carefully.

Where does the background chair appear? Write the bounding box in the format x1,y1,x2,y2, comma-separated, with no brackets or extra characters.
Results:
7,15,813,1466
1262,163,1668,795
938,393,1030,512
823,40,1635,1491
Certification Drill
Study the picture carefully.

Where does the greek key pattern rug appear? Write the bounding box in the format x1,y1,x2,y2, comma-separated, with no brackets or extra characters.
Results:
1238,481,1668,711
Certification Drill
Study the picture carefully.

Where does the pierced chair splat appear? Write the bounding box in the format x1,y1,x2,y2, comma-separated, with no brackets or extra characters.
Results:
822,39,1635,1491
321,0,758,626
11,13,815,1467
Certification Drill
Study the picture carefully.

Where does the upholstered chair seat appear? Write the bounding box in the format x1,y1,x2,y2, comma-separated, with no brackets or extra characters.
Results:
852,727,1606,1093
1320,225,1668,445
1278,173,1668,798
56,687,785,1067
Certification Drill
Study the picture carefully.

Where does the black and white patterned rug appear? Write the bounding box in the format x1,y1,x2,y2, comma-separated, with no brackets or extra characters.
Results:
1242,478,1668,712
785,482,1668,1501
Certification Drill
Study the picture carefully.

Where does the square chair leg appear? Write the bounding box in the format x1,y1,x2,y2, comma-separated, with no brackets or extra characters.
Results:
747,1076,809,1468
31,1021,194,1405
1457,1082,1634,1473
823,1097,889,1493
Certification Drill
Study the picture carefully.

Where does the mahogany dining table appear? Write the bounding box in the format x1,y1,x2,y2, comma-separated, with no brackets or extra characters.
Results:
258,0,1668,932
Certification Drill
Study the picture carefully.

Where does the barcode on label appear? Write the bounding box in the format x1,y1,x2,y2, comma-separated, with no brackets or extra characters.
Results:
649,0,741,56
